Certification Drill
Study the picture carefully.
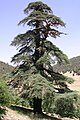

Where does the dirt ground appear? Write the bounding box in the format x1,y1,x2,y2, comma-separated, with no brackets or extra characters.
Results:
1,108,31,120
63,71,80,91
1,108,79,120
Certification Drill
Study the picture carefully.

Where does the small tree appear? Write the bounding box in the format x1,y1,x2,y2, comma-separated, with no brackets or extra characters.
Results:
11,1,69,113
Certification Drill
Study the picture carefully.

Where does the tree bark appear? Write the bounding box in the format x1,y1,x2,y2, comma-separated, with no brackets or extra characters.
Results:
33,97,42,114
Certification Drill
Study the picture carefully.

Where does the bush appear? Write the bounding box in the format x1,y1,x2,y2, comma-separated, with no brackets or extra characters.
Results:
54,92,80,118
55,97,75,117
0,80,13,107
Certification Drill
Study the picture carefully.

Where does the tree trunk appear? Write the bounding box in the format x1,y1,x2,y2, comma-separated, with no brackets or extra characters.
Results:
33,97,42,114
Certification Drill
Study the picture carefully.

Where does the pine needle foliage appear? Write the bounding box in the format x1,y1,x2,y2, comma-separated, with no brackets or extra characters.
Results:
10,1,69,113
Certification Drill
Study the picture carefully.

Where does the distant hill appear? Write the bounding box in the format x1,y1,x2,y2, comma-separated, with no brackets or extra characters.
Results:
53,56,80,74
0,61,14,80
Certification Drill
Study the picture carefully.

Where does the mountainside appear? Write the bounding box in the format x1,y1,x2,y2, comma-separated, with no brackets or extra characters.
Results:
0,61,14,80
53,56,80,74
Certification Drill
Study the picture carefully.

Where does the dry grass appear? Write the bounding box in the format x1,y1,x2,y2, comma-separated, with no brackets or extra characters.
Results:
62,71,80,91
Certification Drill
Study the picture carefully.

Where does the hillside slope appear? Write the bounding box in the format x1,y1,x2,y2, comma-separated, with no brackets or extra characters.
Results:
52,56,80,91
0,61,14,80
53,56,80,74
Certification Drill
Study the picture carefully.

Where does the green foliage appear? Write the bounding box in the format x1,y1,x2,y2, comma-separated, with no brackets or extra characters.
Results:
54,92,80,117
0,80,14,107
0,61,13,80
0,107,6,118
21,74,55,99
24,1,52,14
14,96,30,107
10,1,70,114
42,92,55,113
55,97,75,117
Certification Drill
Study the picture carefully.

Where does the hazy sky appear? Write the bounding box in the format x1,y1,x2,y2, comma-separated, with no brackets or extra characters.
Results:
0,0,80,64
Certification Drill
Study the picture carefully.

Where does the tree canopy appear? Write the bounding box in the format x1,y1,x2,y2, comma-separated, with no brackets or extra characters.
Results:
10,1,69,113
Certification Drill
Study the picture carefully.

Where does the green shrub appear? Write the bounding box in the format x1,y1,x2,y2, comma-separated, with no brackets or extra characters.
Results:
55,97,75,117
0,80,13,107
54,92,80,118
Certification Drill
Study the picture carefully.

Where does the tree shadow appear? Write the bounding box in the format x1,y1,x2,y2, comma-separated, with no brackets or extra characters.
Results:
10,105,61,120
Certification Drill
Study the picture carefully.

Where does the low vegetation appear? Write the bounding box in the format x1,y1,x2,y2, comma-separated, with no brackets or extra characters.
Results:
54,92,80,118
0,80,14,118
